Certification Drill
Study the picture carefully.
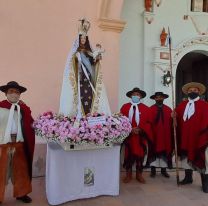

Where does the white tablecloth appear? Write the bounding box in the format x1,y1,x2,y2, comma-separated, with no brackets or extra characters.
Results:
46,143,121,205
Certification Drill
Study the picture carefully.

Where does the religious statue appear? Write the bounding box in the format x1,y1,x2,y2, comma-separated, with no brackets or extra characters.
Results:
145,0,153,12
160,27,168,47
59,18,111,118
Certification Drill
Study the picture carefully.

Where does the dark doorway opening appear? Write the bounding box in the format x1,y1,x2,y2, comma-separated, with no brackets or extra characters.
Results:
176,51,208,105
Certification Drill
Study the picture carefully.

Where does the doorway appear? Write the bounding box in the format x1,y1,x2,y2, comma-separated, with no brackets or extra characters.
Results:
176,51,208,105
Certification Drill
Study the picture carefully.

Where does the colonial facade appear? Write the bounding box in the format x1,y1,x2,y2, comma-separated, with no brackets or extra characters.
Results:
120,0,208,107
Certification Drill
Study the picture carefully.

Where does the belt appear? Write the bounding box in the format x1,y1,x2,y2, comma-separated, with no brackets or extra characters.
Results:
11,134,17,142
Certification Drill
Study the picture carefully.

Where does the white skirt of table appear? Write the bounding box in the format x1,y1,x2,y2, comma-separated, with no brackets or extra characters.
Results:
46,143,120,205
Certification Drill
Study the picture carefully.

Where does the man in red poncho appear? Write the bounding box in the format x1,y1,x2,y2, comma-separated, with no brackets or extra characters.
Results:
0,81,35,203
148,92,173,178
120,87,152,184
175,82,208,193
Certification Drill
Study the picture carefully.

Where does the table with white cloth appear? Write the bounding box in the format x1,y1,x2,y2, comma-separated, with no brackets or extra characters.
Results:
46,143,121,205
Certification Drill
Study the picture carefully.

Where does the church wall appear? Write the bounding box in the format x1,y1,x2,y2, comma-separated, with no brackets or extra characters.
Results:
0,0,123,117
1,1,208,116
119,0,208,108
119,0,145,106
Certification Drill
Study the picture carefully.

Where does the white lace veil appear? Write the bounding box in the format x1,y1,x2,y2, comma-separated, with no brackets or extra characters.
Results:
63,37,79,77
59,36,79,116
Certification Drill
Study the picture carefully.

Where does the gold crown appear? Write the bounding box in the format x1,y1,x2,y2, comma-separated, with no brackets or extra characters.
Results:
78,18,90,36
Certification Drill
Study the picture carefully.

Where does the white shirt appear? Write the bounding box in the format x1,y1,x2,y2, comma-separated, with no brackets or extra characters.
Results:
0,107,24,144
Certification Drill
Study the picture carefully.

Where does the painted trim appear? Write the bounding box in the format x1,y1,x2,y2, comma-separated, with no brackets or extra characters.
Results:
98,18,126,33
98,0,110,18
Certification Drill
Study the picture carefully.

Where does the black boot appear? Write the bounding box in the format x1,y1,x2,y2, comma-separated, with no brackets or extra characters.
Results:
201,174,208,193
150,166,156,178
16,195,32,203
179,169,193,185
161,168,170,178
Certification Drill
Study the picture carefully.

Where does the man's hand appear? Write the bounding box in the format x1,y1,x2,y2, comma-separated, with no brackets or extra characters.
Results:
132,127,138,134
132,127,143,135
171,111,177,127
171,110,177,118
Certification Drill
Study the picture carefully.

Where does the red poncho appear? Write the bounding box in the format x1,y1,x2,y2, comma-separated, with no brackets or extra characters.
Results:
0,100,35,179
176,99,208,170
120,103,152,163
148,104,173,163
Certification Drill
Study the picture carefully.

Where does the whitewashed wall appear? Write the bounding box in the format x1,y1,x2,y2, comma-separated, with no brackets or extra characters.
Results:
119,0,208,108
119,0,145,106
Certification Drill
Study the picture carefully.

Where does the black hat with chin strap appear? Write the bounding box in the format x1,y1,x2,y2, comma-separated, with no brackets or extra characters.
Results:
126,87,146,98
0,81,27,93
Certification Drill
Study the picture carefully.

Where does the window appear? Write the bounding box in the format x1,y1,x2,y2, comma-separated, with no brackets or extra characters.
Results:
191,0,208,12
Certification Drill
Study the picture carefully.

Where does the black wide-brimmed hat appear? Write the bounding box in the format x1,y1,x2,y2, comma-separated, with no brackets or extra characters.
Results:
150,92,169,99
126,87,146,98
0,81,27,93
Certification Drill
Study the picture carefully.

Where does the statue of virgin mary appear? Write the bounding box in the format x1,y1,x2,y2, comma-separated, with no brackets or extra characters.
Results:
59,18,111,118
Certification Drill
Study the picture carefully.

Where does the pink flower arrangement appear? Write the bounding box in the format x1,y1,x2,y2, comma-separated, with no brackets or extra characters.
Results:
33,112,132,146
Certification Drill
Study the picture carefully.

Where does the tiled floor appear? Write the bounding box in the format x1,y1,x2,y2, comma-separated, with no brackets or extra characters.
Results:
2,171,208,206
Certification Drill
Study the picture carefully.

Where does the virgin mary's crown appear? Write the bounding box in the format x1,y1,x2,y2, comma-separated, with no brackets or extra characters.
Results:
78,18,90,36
